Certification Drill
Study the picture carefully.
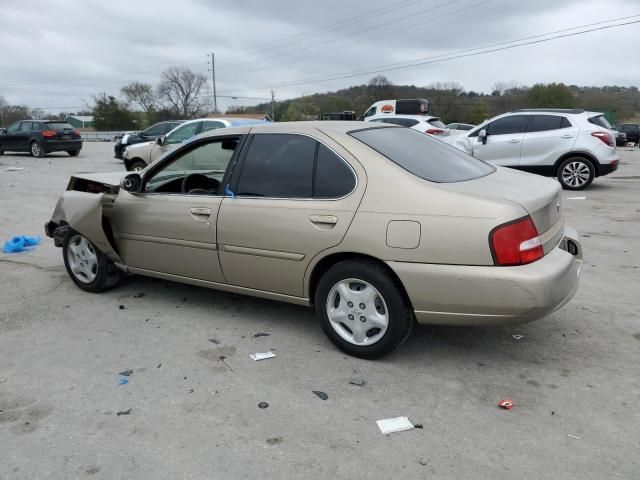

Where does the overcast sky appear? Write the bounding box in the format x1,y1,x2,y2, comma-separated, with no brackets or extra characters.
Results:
1,0,639,113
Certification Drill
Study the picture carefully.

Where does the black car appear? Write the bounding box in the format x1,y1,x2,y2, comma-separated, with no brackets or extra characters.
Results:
614,130,627,147
0,120,82,157
114,120,184,159
614,123,640,145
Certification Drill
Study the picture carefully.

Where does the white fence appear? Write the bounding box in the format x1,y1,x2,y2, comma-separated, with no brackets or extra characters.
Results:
80,131,126,142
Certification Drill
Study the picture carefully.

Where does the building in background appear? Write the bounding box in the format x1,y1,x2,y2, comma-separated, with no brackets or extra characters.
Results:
66,115,94,129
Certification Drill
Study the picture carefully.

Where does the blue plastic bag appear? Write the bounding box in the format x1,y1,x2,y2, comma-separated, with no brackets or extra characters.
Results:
2,235,42,253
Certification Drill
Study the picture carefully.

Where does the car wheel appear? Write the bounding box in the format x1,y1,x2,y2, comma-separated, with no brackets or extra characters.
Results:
128,160,147,172
0,150,3,155
67,150,80,157
30,141,45,157
315,260,414,359
557,157,594,190
62,230,122,293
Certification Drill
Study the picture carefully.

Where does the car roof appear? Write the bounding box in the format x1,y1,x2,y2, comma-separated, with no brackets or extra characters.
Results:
511,108,585,115
369,114,440,121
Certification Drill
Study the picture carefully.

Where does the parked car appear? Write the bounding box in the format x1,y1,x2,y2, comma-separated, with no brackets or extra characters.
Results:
362,98,430,119
45,121,582,359
321,111,356,121
122,118,268,171
0,120,82,157
613,129,627,147
447,122,476,136
114,120,184,159
366,114,449,136
614,123,640,145
442,109,620,190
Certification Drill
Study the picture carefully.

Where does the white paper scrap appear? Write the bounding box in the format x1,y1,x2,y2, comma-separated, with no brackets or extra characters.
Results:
5,167,24,172
250,351,276,361
376,416,414,435
567,197,586,200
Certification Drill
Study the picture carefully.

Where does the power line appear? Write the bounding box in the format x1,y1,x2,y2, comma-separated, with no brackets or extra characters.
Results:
218,16,640,94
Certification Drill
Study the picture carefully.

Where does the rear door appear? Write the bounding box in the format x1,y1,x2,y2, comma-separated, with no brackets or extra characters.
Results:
471,115,529,166
17,121,33,150
217,131,362,297
520,115,578,168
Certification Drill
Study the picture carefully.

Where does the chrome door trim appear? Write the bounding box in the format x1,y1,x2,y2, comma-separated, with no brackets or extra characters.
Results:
220,244,305,261
118,233,217,251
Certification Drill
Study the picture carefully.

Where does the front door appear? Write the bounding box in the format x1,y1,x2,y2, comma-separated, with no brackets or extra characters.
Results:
471,114,529,166
217,132,362,297
111,135,240,283
0,122,24,152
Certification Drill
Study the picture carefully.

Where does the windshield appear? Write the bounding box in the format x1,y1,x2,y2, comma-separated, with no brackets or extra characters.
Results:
350,127,495,183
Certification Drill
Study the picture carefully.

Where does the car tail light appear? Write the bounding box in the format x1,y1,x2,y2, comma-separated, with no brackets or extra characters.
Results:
489,216,543,266
42,130,57,138
591,131,613,147
425,128,444,135
73,130,80,136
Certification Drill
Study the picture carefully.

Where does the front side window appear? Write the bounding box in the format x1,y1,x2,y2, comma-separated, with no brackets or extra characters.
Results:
145,137,238,194
350,127,495,183
237,134,315,198
6,122,20,133
19,122,32,132
143,123,167,136
528,115,571,132
165,122,201,145
486,115,529,135
364,106,377,118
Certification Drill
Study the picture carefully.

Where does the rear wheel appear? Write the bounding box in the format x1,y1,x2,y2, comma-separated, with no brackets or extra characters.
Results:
67,150,80,157
62,230,122,293
30,141,45,158
557,157,594,190
315,260,414,359
128,160,146,172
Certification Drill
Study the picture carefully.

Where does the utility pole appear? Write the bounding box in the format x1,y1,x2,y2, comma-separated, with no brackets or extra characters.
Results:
209,52,218,114
270,90,275,121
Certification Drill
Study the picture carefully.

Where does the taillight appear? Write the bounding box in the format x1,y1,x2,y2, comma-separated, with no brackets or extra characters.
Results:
426,128,444,135
42,130,57,138
489,216,543,266
73,130,80,136
591,131,613,147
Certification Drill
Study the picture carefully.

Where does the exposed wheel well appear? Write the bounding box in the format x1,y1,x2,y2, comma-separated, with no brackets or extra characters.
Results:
125,157,146,170
308,252,411,307
554,152,599,176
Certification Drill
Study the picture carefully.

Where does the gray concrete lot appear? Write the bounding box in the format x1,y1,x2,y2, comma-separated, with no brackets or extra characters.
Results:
1,142,639,479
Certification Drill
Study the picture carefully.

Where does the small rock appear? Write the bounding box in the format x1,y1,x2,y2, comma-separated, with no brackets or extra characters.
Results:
312,390,328,400
116,408,132,417
133,292,145,298
258,402,269,409
349,377,366,386
189,389,194,393
156,364,162,368
418,458,428,466
254,332,270,338
119,305,126,310
208,338,220,344
414,423,424,429
119,369,133,377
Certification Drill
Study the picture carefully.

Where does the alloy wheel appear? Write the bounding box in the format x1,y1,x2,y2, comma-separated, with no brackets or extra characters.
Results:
561,161,590,188
326,278,389,346
31,142,41,156
66,235,98,284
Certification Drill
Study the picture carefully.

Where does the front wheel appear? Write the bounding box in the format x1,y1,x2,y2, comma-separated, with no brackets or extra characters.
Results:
62,230,122,293
67,150,80,157
315,260,414,359
128,160,146,172
31,141,45,158
557,157,595,190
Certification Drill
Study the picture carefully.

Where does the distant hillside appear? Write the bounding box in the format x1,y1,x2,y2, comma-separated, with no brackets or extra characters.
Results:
228,76,640,124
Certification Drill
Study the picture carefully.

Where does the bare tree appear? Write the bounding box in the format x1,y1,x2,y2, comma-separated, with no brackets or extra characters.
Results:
157,67,208,118
368,75,394,101
492,80,521,96
121,81,157,114
30,108,45,120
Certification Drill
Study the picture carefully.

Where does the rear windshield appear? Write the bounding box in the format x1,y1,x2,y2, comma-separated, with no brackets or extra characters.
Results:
588,115,612,129
428,118,447,129
45,122,74,130
350,127,495,183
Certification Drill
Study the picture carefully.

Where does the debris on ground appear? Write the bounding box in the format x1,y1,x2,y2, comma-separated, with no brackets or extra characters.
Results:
118,305,126,310
133,292,145,298
414,423,424,429
250,351,276,361
254,332,271,338
567,196,586,200
0,377,7,383
349,377,366,386
567,434,581,440
498,398,514,409
208,338,220,344
418,458,428,466
5,167,24,172
2,235,41,253
189,389,194,393
376,416,415,434
512,334,524,340
119,369,133,377
116,408,132,416
118,377,129,386
258,402,269,409
312,390,328,400
156,364,162,368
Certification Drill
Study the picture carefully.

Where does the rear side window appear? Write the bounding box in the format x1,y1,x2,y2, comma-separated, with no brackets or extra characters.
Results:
144,123,168,136
459,124,474,131
237,134,315,198
528,115,571,132
588,115,612,129
350,127,495,183
45,122,74,130
486,115,529,135
315,144,355,198
427,118,447,129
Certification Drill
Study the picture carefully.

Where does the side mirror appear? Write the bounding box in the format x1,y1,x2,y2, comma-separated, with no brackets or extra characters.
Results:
478,129,488,144
121,173,142,193
156,136,165,145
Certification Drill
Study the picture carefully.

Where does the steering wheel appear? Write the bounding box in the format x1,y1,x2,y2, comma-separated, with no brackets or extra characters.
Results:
181,173,220,194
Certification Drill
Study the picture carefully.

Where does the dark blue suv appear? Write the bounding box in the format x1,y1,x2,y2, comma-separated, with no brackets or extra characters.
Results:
0,120,82,157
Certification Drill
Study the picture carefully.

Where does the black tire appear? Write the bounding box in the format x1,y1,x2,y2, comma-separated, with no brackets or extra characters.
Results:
0,150,4,155
62,229,122,293
557,157,595,190
128,159,147,172
315,260,414,359
30,140,45,158
67,150,80,157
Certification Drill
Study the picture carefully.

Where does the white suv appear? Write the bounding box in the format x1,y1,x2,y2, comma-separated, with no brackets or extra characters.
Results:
443,109,620,190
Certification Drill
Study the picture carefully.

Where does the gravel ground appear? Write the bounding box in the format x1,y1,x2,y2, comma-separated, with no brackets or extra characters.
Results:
1,142,639,479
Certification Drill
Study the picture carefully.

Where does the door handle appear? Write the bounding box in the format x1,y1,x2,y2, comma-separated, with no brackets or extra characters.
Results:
190,207,212,219
309,215,337,225
561,134,574,139
508,139,520,144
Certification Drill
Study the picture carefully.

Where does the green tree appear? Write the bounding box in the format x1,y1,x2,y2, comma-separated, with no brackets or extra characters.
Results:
469,102,490,124
91,95,135,130
528,83,576,108
281,102,304,121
